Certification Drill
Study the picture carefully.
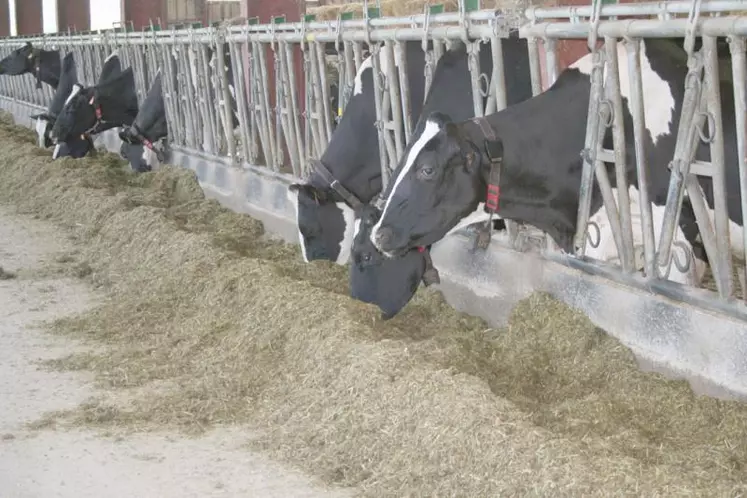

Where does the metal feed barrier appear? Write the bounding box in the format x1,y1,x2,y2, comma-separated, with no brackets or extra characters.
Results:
0,0,746,398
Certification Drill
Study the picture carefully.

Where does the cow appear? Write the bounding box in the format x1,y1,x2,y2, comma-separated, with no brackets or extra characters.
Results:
288,35,534,266
50,54,139,149
118,72,168,173
30,52,78,150
344,36,533,318
50,51,126,159
0,42,61,90
286,40,429,265
369,38,747,288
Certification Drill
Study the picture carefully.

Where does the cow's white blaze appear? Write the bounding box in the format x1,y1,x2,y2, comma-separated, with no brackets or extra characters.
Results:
353,47,394,96
286,188,355,265
105,50,118,63
570,40,674,145
336,202,356,265
64,83,82,106
52,143,62,159
353,219,362,240
142,146,159,170
584,185,707,285
35,117,46,147
287,189,310,263
371,119,442,252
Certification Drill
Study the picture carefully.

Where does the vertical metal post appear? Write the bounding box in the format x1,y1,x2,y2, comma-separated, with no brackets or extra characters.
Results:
626,38,657,279
215,38,237,162
383,40,404,159
283,40,304,174
604,37,635,272
526,37,543,97
394,40,412,144
702,35,734,298
728,35,747,301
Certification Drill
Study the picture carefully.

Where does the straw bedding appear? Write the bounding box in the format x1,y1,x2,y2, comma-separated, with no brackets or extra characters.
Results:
1,114,747,496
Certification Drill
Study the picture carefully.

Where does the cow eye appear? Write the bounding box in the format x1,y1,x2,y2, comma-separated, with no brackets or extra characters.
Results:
363,253,372,263
418,165,435,180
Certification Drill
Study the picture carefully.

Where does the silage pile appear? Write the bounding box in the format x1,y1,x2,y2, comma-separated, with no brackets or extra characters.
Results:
1,114,747,496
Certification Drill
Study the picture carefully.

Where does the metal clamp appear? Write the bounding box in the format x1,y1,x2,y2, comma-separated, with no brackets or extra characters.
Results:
657,240,693,279
586,220,602,249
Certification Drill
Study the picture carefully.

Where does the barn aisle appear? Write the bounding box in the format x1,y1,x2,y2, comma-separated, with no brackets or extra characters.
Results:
0,205,353,498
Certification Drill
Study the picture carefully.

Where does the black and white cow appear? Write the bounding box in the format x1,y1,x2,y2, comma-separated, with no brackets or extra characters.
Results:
286,40,428,264
31,52,78,150
50,53,139,148
370,38,747,287
50,51,125,159
346,34,533,318
119,72,168,173
0,42,61,90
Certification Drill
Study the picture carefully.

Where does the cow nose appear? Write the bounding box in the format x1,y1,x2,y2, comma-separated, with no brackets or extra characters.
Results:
374,226,394,249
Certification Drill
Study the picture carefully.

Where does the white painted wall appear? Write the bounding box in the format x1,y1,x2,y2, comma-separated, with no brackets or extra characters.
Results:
90,0,122,31
42,0,58,33
8,0,16,36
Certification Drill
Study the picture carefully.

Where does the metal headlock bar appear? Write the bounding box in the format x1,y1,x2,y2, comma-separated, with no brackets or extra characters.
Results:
1,0,747,312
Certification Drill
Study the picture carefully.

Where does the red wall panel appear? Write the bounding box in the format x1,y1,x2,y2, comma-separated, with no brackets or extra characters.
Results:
124,0,166,31
16,0,42,35
57,0,90,32
0,0,9,37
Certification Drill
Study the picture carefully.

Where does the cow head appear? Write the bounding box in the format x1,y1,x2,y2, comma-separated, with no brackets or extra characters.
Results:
0,43,61,89
0,42,34,75
371,112,487,258
287,182,355,263
51,67,139,144
118,72,168,173
52,137,94,159
350,203,429,319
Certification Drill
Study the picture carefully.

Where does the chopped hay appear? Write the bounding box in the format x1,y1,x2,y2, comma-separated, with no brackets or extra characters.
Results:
0,114,746,496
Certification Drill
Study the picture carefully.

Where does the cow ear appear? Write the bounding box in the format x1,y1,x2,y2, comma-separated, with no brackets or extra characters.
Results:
425,111,452,130
288,183,329,204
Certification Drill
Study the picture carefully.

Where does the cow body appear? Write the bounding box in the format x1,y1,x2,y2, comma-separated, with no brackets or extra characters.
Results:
51,58,139,146
0,43,61,90
372,38,745,287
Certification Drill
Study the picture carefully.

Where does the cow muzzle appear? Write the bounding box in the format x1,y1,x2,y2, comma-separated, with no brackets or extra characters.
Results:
372,226,406,258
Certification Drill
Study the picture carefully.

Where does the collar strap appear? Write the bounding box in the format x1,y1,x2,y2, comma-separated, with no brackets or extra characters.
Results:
85,94,106,135
124,123,166,162
311,159,364,210
420,246,440,287
470,116,504,251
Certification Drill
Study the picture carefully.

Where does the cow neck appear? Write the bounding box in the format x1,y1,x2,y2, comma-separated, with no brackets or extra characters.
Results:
49,73,77,117
89,71,137,132
133,78,167,142
35,49,61,89
462,76,591,253
308,161,364,210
